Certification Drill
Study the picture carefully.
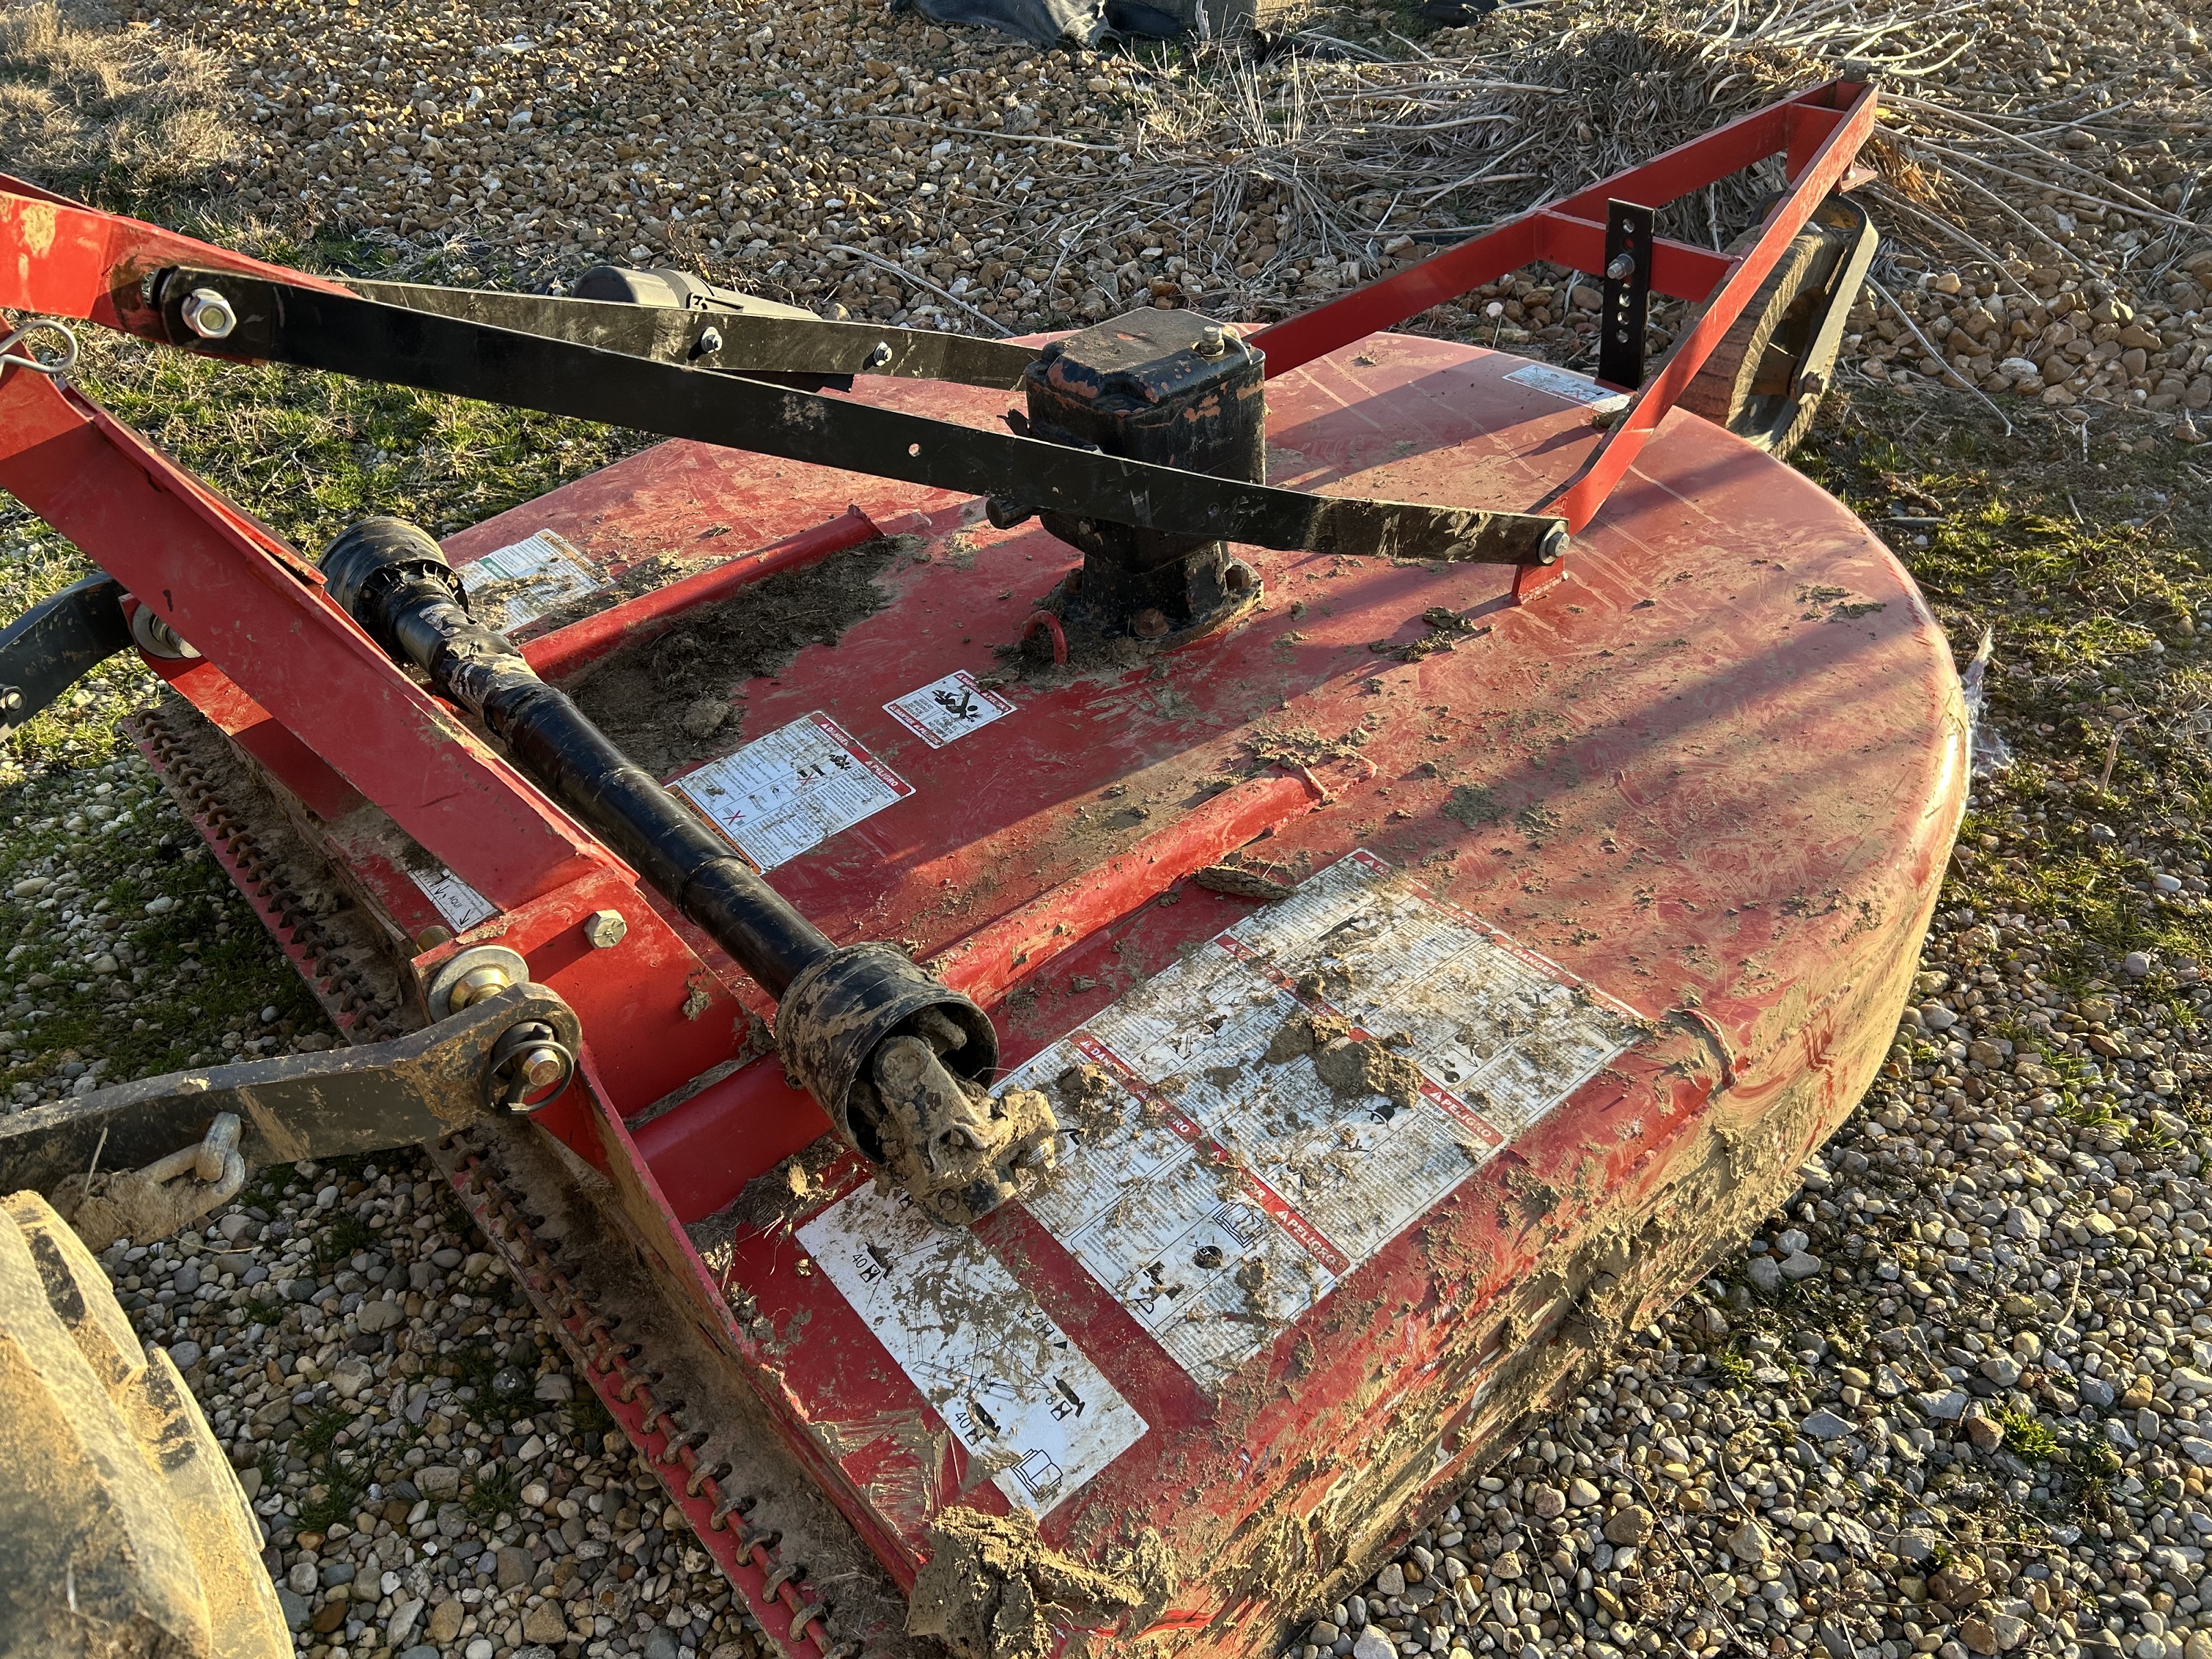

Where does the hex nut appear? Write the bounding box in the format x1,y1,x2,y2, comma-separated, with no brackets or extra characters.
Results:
181,287,238,340
582,908,629,949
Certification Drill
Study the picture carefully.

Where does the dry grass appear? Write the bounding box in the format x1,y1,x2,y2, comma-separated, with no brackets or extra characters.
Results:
0,0,232,208
950,0,2207,326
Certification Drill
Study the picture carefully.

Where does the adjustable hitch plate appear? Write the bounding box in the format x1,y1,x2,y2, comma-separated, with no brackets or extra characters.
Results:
0,982,581,1226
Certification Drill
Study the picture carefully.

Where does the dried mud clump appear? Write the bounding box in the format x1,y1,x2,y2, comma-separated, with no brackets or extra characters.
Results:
1193,862,1297,902
907,1505,1170,1659
566,538,898,777
1313,1034,1425,1111
1262,1010,1350,1064
1053,1063,1121,1136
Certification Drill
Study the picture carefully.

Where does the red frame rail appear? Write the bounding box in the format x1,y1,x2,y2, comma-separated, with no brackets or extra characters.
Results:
1251,75,1879,589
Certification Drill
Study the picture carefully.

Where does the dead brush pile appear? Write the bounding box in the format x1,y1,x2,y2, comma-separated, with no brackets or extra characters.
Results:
1004,0,2211,404
1024,9,1838,321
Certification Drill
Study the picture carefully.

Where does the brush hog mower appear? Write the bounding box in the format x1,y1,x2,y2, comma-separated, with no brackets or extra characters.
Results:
0,76,1961,1659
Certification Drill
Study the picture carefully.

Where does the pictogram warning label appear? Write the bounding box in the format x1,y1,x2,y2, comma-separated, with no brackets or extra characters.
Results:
672,712,911,871
1001,849,1638,1388
884,670,1015,749
799,1183,1149,1514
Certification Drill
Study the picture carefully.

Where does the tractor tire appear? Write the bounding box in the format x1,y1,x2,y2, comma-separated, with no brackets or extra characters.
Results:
1675,191,1879,459
0,1191,289,1659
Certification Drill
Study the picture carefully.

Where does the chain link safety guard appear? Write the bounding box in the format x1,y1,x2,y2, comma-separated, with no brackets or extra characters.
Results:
149,269,1567,568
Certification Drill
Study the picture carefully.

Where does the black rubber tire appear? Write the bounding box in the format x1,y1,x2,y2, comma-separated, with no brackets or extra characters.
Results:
1676,193,1878,459
0,1191,289,1659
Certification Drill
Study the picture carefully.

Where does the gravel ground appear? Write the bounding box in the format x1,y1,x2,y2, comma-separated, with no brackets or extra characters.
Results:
122,0,2212,417
5,1,2212,1658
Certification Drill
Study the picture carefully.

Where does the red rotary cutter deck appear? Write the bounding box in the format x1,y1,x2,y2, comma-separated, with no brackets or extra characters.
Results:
0,77,1962,1659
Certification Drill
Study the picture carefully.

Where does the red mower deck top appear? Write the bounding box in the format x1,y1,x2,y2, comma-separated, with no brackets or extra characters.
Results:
0,75,1962,1659
136,332,1962,1657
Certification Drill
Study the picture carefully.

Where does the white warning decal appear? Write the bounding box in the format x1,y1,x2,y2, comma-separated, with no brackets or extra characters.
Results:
884,670,1015,749
409,865,496,932
459,529,606,631
1504,361,1631,413
672,711,911,871
800,1183,1148,1514
1002,849,1639,1388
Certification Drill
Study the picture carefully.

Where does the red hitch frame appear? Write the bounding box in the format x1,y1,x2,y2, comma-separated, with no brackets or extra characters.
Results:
1253,75,1878,592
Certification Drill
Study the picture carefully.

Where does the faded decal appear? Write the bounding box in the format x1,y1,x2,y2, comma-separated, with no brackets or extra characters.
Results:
1504,362,1631,413
673,712,912,871
799,1183,1149,1514
459,528,606,631
1004,849,1639,1388
409,865,496,931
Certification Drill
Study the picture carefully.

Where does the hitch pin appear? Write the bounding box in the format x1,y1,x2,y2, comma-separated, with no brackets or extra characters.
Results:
0,319,80,380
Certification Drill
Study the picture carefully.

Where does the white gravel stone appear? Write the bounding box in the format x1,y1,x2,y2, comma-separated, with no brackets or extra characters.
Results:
1725,1518,1771,1564
1921,1387,1970,1420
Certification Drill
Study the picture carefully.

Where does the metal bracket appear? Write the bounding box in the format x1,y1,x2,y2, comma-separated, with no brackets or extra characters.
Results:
1598,199,1655,391
0,982,582,1203
0,572,131,738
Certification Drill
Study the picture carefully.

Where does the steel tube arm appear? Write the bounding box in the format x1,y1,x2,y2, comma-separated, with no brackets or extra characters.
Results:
319,517,837,997
0,983,579,1198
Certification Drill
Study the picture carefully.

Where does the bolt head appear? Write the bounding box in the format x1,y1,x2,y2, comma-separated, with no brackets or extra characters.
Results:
448,963,513,1009
1197,322,1227,356
582,908,628,949
697,326,724,355
517,1045,568,1091
182,287,238,340
1131,607,1170,640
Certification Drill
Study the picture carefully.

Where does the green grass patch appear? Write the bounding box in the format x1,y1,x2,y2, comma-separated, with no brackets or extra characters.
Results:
299,1470,367,1536
466,1462,523,1521
315,1212,378,1267
564,1389,616,1444
1706,1344,1753,1388
291,1403,350,1462
1997,1407,2059,1461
